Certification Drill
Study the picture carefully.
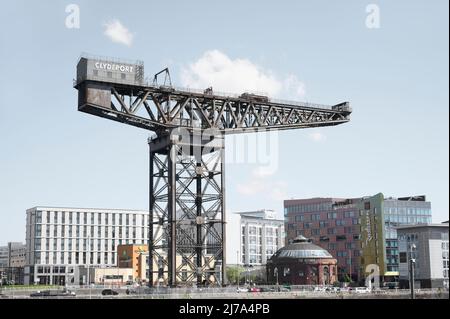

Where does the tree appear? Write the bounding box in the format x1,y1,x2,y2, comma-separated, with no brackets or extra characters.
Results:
226,266,244,284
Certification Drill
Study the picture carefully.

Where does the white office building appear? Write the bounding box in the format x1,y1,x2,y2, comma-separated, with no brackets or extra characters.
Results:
227,210,284,267
398,223,449,289
24,206,149,285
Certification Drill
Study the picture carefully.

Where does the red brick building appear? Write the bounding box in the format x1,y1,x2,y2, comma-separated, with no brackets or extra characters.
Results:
266,236,337,285
284,198,361,282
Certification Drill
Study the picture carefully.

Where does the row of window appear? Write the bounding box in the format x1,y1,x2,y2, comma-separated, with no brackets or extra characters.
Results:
385,215,431,224
292,226,358,236
292,211,357,222
34,237,145,251
285,202,333,213
383,206,431,215
35,224,148,239
35,211,148,227
36,251,117,266
92,69,128,80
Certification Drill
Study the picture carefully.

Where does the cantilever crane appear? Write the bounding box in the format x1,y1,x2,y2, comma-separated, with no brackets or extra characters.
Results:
74,54,352,288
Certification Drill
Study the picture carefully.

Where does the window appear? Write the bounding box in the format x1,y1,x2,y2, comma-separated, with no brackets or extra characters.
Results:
294,215,304,222
327,212,337,219
327,228,336,235
93,70,98,76
121,73,126,80
107,71,112,78
35,224,42,237
319,221,328,228
344,211,355,218
312,229,320,236
336,220,345,226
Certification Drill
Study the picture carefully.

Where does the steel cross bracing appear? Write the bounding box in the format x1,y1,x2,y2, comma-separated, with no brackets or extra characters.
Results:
75,81,351,135
75,72,351,288
148,133,225,287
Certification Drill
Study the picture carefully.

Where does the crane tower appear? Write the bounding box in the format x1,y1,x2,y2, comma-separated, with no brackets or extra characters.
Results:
74,54,352,287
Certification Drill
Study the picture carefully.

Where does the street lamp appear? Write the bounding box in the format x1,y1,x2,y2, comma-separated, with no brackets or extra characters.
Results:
236,250,240,288
274,267,279,289
409,243,416,300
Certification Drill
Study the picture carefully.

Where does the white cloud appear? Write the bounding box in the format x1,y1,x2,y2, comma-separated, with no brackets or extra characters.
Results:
180,50,305,99
308,131,327,142
103,20,134,47
236,180,266,196
236,166,287,201
252,166,277,178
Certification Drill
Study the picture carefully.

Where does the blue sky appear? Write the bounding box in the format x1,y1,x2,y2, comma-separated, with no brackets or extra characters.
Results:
0,0,448,244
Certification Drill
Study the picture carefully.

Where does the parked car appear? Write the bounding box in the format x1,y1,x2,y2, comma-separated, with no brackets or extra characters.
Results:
30,289,75,297
30,290,55,297
236,287,249,293
355,287,371,293
249,287,261,292
259,287,276,292
101,289,119,296
126,288,139,295
331,287,341,293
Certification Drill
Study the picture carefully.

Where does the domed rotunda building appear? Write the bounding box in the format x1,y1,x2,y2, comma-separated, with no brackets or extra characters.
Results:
266,235,337,285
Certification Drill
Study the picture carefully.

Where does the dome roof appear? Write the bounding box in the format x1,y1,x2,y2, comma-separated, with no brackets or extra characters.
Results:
271,235,333,259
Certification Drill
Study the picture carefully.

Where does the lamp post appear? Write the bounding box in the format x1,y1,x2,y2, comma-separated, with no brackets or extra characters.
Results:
87,235,91,300
409,243,416,300
236,250,240,288
274,267,279,290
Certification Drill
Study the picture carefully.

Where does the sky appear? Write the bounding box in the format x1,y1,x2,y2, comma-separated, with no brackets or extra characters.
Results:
0,0,448,245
